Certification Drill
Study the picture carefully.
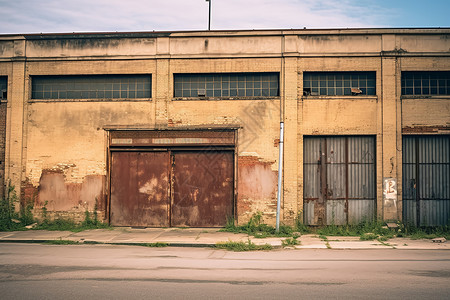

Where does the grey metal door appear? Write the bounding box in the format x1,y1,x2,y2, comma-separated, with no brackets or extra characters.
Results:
403,136,450,226
304,136,376,225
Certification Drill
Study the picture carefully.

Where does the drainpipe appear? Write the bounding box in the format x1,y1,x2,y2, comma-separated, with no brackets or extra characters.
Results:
276,122,284,232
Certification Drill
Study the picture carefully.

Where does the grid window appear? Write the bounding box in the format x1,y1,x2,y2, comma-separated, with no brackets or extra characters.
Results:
303,72,376,96
0,76,6,100
31,75,151,100
173,73,279,98
401,71,450,96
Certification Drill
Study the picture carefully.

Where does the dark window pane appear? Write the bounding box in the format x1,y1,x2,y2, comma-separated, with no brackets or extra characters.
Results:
402,71,450,95
31,75,152,99
414,87,421,95
303,72,376,96
172,73,279,99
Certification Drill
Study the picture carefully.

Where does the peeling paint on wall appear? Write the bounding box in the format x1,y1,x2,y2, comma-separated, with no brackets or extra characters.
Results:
36,170,105,213
402,126,450,134
237,155,277,224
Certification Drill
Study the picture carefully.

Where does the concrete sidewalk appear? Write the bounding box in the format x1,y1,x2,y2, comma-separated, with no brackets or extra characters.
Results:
0,228,448,250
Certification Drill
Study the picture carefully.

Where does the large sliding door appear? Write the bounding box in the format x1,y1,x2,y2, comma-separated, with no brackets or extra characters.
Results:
304,136,376,225
171,151,234,227
110,150,234,227
110,151,170,227
403,136,450,226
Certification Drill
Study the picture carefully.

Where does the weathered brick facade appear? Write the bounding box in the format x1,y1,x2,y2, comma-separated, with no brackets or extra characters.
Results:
0,29,449,226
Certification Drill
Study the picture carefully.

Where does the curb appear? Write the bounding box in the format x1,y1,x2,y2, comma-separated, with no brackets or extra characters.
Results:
0,238,448,250
0,239,217,248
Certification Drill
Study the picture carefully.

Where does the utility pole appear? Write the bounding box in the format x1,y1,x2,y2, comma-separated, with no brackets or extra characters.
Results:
206,0,211,30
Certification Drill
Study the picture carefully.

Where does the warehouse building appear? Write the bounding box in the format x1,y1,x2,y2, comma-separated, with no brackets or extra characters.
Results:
0,28,449,227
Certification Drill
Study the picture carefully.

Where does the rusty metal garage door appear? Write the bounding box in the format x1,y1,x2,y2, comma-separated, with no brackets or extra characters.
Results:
110,151,170,227
172,151,234,227
304,136,376,225
403,135,450,226
110,150,234,227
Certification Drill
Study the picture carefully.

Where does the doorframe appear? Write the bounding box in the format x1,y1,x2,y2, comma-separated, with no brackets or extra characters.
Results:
105,129,238,227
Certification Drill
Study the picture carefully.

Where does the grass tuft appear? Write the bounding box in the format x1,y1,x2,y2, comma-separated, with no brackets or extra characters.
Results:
282,237,300,247
215,240,273,251
44,239,79,245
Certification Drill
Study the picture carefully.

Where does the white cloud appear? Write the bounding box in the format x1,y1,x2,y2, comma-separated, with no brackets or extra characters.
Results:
0,0,397,34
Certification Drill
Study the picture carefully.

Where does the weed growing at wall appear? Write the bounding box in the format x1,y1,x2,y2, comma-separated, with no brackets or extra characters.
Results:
34,209,110,232
0,183,34,231
221,212,295,238
295,211,311,234
20,198,35,226
222,212,450,241
316,220,450,241
397,223,450,240
0,184,19,230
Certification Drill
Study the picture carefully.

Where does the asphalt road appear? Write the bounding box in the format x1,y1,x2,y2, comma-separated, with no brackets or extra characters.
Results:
0,243,449,299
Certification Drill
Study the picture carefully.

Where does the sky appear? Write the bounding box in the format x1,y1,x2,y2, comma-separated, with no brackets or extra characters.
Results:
0,0,449,35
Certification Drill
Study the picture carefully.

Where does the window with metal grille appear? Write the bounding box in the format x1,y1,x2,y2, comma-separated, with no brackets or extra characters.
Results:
0,77,6,100
31,75,151,100
401,71,450,96
173,73,279,98
303,72,376,96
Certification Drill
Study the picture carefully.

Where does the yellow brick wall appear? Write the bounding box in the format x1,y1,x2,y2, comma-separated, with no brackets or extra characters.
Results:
0,29,448,225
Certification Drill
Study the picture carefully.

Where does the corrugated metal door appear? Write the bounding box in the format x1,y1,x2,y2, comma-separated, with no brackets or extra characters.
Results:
171,151,234,227
304,136,376,225
403,136,450,226
110,151,170,227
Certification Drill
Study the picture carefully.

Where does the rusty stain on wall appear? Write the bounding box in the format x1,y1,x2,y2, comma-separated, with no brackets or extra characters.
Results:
402,126,450,134
237,156,277,223
36,169,105,212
